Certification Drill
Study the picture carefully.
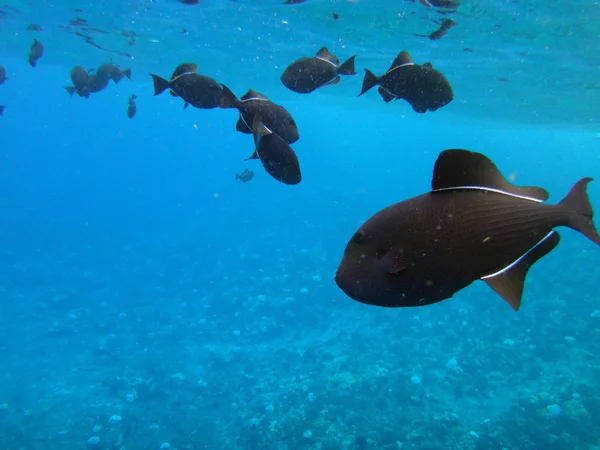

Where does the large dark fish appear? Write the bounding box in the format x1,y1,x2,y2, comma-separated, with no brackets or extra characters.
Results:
245,117,301,186
150,72,226,109
29,39,44,67
64,65,92,98
88,73,110,94
96,63,132,84
358,51,453,113
220,86,299,144
280,46,357,94
334,149,600,311
169,62,198,97
0,65,7,84
127,94,137,118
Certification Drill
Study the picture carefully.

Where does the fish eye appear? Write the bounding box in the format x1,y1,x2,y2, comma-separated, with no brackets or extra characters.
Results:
352,230,366,243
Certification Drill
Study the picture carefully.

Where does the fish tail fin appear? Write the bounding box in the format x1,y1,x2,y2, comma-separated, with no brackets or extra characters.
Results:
123,68,132,79
337,55,357,76
235,173,241,180
29,59,36,68
358,69,379,96
559,177,600,246
150,74,170,96
64,86,76,96
219,84,239,109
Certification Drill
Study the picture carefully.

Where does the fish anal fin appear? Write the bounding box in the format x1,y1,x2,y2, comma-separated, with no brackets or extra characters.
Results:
322,76,341,87
236,115,252,133
241,89,268,101
183,102,189,109
377,86,396,103
389,51,413,71
244,149,259,161
483,231,560,311
316,46,339,65
431,149,550,202
380,246,409,275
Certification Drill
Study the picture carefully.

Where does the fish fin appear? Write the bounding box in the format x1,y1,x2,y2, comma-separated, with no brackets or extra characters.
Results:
123,68,132,79
337,55,356,76
169,89,179,97
322,76,341,87
388,51,413,71
171,63,198,79
559,177,600,245
0,106,4,116
380,246,409,274
235,173,241,180
131,94,137,100
422,62,433,68
483,231,560,311
252,115,272,137
412,103,427,113
184,102,189,109
377,86,396,103
236,115,252,133
358,69,379,96
241,89,268,101
316,46,340,65
64,86,76,96
149,73,170,96
431,149,550,202
244,150,259,161
220,84,240,108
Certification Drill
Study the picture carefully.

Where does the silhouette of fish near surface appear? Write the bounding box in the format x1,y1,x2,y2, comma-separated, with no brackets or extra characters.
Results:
335,149,600,311
359,51,453,113
281,46,357,94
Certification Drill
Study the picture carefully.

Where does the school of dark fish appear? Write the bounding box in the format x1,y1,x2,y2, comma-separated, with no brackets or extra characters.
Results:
1,1,598,312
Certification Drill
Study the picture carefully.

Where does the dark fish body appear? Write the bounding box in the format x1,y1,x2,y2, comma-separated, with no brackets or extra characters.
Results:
88,74,110,93
281,47,356,94
0,65,6,84
236,169,254,183
150,72,225,109
0,105,5,116
359,51,453,113
127,94,137,118
96,63,132,84
26,24,43,31
65,65,92,98
335,149,600,311
169,62,198,97
220,86,299,144
247,117,301,186
419,0,460,9
29,39,44,67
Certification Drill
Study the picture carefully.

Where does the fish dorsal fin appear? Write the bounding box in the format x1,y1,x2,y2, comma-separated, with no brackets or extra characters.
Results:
388,51,414,71
241,89,268,102
431,149,549,202
482,231,560,311
380,246,410,275
422,62,433,69
316,46,339,65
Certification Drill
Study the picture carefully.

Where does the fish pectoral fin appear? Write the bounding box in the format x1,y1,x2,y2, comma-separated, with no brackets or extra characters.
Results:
482,231,560,311
377,86,396,103
380,246,410,274
431,149,550,202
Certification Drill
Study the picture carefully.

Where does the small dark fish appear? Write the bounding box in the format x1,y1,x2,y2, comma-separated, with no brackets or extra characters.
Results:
179,0,200,3
281,46,356,94
29,39,44,67
333,12,339,20
220,86,299,144
150,72,226,109
26,24,44,31
96,63,132,84
415,18,456,40
0,106,5,116
236,168,254,183
127,94,137,118
245,117,301,186
283,0,307,3
358,51,453,113
70,17,88,26
335,149,600,311
463,47,473,52
169,63,198,97
64,65,92,98
419,0,459,10
0,65,7,84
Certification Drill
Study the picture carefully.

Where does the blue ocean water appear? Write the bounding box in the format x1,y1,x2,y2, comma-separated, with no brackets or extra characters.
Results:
1,1,600,449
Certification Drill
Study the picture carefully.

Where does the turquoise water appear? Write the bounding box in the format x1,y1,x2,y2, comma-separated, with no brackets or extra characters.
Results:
1,1,600,449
